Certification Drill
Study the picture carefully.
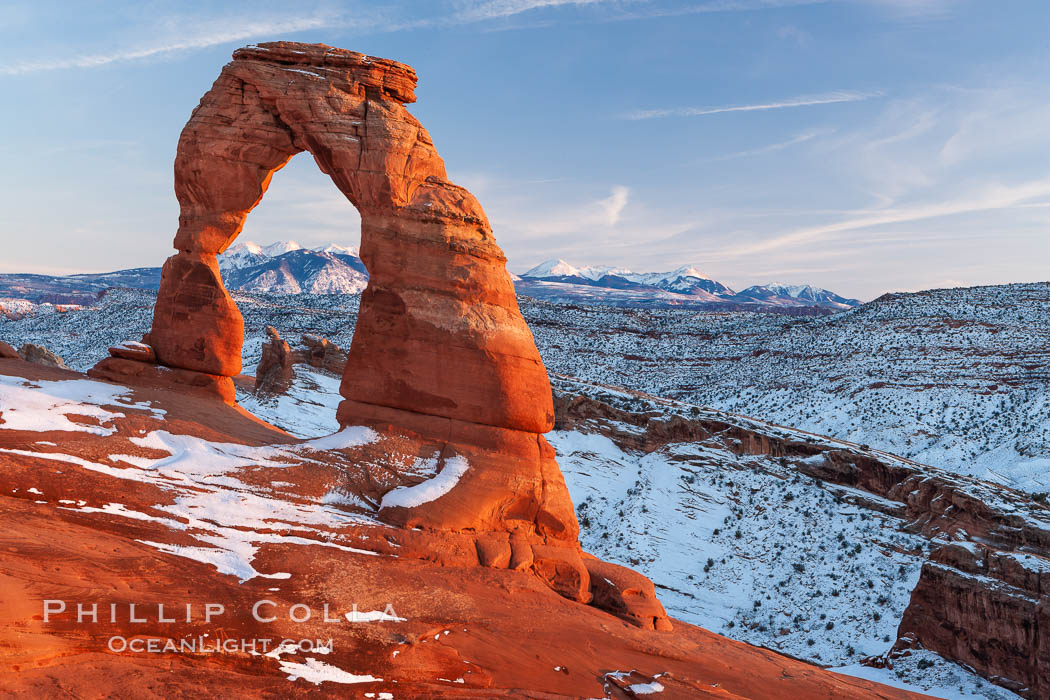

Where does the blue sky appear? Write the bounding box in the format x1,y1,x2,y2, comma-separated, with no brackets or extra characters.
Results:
1,0,1047,299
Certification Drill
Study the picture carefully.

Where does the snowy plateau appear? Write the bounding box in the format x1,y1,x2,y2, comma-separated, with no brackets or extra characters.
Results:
5,282,1050,698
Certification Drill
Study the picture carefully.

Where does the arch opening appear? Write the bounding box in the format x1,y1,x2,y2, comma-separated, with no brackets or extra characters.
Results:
229,152,369,436
237,152,364,262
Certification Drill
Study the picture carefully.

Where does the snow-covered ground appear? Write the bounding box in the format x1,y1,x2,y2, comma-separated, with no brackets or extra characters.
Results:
550,427,927,663
239,366,343,437
546,408,1020,699
7,283,1047,493
2,282,1042,698
832,650,1018,700
525,283,1050,493
0,288,359,377
0,373,384,581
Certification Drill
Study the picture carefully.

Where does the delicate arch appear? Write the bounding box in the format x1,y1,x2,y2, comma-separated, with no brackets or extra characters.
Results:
148,42,553,434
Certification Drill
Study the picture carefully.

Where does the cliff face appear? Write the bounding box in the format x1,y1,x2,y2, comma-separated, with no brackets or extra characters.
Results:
555,390,1050,549
895,543,1050,698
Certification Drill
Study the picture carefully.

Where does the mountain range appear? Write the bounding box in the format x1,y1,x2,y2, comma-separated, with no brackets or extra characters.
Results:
516,259,860,313
0,243,859,314
217,241,369,294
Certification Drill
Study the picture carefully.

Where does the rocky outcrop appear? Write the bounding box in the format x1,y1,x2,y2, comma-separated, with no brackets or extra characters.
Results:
584,554,672,631
299,333,347,374
892,543,1050,698
252,333,347,393
89,336,237,401
89,356,235,403
0,341,18,359
254,326,293,395
18,343,67,368
106,340,156,363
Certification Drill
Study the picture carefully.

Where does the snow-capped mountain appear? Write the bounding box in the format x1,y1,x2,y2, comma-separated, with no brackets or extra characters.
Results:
218,240,310,271
633,265,734,296
520,259,634,282
523,259,729,292
518,259,858,312
733,283,858,310
217,241,266,270
219,241,368,294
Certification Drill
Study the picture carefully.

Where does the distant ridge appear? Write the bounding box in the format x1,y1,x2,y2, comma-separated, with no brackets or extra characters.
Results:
0,245,859,314
518,258,859,312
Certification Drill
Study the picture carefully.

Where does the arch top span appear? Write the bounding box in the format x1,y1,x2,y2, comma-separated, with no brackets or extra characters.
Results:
171,41,478,258
146,41,554,436
232,43,419,104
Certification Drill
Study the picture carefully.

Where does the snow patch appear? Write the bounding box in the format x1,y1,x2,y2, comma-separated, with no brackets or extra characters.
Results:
279,657,381,685
0,375,163,435
380,455,470,509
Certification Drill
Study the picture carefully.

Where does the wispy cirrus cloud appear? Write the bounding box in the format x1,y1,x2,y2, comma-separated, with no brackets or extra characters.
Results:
0,0,856,76
458,0,834,22
483,183,632,241
712,176,1050,259
454,0,611,21
700,128,827,162
620,90,881,120
0,15,334,75
864,0,960,20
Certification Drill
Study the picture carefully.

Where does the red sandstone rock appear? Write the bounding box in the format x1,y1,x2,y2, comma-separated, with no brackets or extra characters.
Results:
90,41,667,617
299,333,347,374
0,360,926,699
151,252,243,376
0,340,18,359
531,543,592,604
88,356,235,404
143,41,572,565
474,532,512,568
894,542,1049,698
107,340,156,363
584,555,673,631
338,399,578,539
254,326,293,395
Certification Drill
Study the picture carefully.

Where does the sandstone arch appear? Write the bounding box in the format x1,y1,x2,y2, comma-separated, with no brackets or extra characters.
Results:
96,41,581,545
87,42,671,622
147,41,552,436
